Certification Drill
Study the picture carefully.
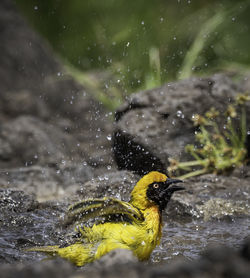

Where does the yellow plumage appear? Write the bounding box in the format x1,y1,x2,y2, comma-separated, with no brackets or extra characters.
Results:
27,171,183,266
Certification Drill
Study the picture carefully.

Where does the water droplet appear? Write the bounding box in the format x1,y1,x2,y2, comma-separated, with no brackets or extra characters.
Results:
176,110,184,118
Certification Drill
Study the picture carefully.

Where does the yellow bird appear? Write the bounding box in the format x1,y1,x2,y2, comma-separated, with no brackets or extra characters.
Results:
27,171,184,266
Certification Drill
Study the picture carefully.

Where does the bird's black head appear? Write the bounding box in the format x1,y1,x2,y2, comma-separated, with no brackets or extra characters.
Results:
146,178,184,212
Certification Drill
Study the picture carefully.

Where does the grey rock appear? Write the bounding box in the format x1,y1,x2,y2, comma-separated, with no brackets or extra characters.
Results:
91,249,137,269
0,116,83,168
113,74,250,175
0,188,38,213
0,259,76,278
148,238,250,278
0,0,114,172
74,170,139,202
1,239,250,278
0,164,94,201
167,170,250,220
0,189,66,264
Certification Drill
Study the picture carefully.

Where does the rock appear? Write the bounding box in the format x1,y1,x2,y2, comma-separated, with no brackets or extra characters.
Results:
0,165,94,201
0,116,84,168
0,189,68,264
113,74,250,175
0,259,75,278
0,90,50,120
1,238,250,278
167,170,250,220
149,238,250,278
91,249,137,269
0,0,114,172
75,170,139,202
0,0,60,94
0,188,38,213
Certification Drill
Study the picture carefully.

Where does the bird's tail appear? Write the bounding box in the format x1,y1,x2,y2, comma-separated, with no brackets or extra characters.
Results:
25,243,95,266
25,245,60,255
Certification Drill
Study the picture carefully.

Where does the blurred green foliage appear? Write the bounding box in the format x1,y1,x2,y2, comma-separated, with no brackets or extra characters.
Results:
16,0,250,108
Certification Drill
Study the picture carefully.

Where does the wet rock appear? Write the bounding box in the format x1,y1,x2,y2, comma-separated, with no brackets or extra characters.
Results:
167,171,250,220
113,74,250,175
197,198,249,222
91,249,137,269
1,239,250,278
149,238,250,278
0,165,94,201
0,0,114,172
0,189,66,264
0,259,76,278
74,170,140,202
0,90,50,120
0,116,84,168
0,189,38,213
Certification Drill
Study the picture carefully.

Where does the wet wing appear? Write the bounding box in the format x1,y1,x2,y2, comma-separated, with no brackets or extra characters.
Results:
64,197,144,226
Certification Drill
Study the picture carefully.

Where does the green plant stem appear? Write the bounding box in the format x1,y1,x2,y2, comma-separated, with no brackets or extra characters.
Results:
177,159,206,168
241,106,246,144
177,168,208,180
226,118,241,147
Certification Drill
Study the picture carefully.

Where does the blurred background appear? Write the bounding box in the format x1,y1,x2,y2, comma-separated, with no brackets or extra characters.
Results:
16,0,250,110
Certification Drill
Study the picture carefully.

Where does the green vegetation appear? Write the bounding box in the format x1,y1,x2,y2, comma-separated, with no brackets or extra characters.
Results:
15,1,250,109
168,93,250,179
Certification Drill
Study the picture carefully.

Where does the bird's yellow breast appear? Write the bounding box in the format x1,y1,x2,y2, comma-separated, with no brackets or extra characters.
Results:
84,205,162,261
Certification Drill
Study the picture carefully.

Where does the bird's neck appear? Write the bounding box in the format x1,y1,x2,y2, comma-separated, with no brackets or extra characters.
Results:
141,205,162,243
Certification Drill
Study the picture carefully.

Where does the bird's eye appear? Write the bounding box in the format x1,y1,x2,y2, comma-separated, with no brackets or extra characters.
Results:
153,183,159,189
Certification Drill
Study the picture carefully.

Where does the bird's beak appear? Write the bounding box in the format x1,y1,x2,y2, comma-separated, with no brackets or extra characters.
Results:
163,178,184,194
165,178,183,185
